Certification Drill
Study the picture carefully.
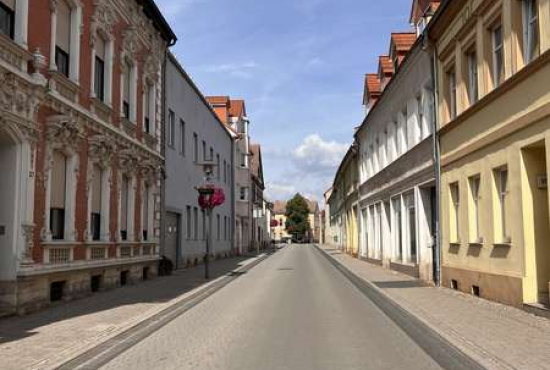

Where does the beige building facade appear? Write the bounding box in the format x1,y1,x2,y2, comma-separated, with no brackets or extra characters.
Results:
430,0,550,306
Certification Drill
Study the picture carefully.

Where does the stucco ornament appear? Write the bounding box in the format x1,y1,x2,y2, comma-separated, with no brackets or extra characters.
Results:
0,72,41,120
118,147,141,174
89,134,116,166
91,0,117,40
46,114,85,151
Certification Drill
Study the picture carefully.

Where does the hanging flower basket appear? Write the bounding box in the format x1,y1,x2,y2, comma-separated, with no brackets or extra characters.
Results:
198,187,225,210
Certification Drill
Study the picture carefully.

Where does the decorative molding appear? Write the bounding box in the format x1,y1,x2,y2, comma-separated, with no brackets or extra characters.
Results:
90,0,117,43
89,133,117,166
45,114,85,152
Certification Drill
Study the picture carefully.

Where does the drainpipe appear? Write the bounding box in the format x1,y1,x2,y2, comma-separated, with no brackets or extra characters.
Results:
231,135,236,255
427,36,442,287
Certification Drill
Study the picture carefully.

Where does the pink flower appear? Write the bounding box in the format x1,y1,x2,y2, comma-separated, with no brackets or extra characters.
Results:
198,188,226,210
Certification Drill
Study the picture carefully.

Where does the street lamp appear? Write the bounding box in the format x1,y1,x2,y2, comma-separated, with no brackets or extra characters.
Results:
195,160,224,279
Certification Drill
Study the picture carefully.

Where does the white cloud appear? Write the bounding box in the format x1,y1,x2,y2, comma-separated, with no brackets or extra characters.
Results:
199,61,259,80
293,134,348,174
265,183,297,201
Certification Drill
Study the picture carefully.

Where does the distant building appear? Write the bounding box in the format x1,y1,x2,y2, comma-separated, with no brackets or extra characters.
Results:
272,198,320,243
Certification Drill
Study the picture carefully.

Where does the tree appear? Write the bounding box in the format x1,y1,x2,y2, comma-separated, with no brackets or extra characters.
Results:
285,193,311,241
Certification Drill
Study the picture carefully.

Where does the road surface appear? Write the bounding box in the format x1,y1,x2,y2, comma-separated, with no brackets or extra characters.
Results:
96,244,483,370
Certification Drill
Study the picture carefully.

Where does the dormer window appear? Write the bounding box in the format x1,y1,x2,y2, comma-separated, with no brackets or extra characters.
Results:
0,0,15,39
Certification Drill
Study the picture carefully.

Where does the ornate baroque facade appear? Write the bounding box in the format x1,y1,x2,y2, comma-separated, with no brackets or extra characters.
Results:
0,0,175,315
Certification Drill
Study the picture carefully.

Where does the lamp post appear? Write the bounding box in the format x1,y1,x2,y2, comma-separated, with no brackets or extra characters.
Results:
196,160,224,280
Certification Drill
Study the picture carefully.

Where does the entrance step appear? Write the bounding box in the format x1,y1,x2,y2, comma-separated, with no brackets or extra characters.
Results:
524,300,550,319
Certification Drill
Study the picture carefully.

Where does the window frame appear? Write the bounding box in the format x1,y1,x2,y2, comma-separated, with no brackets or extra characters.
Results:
0,2,15,39
492,24,504,88
522,0,539,64
468,175,482,243
94,56,105,102
450,182,460,243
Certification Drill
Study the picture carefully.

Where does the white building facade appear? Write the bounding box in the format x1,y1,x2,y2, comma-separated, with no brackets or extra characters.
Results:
357,29,437,282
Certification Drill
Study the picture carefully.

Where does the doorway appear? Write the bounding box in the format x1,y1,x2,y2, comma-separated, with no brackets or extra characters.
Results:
522,141,550,305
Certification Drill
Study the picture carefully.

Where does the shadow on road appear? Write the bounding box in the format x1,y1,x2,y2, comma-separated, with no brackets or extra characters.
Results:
0,253,271,345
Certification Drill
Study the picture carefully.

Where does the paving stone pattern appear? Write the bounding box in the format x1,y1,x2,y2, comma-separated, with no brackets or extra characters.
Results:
0,256,257,370
319,245,550,370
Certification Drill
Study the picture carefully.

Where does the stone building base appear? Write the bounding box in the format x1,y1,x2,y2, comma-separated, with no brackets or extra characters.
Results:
3,261,159,316
442,266,523,307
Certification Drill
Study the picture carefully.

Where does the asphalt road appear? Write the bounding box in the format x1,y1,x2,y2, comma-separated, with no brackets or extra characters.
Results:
98,245,482,370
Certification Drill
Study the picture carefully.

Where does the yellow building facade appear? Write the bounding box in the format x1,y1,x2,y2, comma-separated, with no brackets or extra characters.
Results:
329,146,359,256
431,0,550,306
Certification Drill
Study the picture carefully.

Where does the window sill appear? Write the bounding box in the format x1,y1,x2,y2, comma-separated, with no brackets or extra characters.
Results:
91,97,112,123
494,242,512,248
0,32,31,71
143,131,157,150
449,241,461,247
468,242,484,247
120,117,136,138
50,70,79,103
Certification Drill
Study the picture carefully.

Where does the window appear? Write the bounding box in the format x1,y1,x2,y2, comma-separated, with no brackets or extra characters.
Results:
209,148,214,162
142,184,149,241
56,0,71,77
186,206,192,240
94,57,105,102
417,96,424,141
469,175,481,243
144,86,151,133
216,214,220,240
123,61,132,119
193,207,198,240
523,0,539,64
167,110,175,148
224,216,227,241
492,24,504,88
94,36,106,102
450,182,460,243
91,165,102,241
393,198,402,261
202,140,206,161
193,133,198,162
467,51,478,105
495,167,510,243
179,120,185,155
406,193,416,263
0,0,15,39
51,151,67,240
240,187,248,201
216,154,220,179
120,176,129,241
448,69,457,119
223,160,227,183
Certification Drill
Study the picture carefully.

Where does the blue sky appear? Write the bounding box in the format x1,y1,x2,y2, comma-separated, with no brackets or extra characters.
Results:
156,0,414,203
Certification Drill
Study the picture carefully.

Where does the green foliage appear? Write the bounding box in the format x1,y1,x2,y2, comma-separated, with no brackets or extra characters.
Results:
285,193,311,239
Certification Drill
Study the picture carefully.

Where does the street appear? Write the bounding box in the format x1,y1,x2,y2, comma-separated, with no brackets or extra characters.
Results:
94,245,481,370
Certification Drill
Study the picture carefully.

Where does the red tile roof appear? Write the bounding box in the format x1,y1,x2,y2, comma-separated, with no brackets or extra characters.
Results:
363,73,381,106
410,0,441,24
391,32,417,52
378,56,394,77
229,99,246,119
205,96,230,105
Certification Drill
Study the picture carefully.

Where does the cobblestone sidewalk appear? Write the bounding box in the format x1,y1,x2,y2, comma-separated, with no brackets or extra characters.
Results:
0,255,262,370
318,245,550,370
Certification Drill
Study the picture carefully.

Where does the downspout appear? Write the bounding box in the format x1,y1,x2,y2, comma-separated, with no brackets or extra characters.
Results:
160,40,177,268
428,36,442,287
231,135,236,255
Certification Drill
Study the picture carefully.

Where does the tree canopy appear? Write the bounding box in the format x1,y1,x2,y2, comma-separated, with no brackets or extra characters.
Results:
285,193,311,240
